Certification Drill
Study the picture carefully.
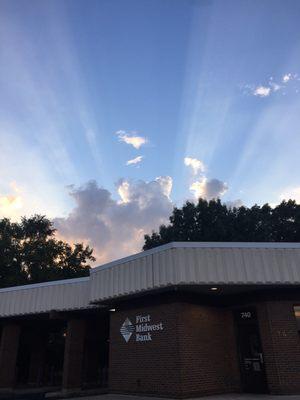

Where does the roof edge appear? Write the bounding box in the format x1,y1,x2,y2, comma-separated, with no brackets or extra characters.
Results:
91,241,300,273
0,276,90,294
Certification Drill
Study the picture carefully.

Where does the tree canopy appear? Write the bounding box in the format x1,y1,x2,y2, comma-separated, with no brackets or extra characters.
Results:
143,199,300,250
0,215,95,289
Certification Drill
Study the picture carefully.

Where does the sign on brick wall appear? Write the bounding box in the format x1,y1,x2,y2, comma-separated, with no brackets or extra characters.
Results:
120,314,164,342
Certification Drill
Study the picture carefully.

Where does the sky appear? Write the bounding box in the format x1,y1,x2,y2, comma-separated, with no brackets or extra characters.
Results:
1,0,300,264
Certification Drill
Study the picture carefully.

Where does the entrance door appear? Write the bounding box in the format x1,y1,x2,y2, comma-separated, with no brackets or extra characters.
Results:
234,308,268,393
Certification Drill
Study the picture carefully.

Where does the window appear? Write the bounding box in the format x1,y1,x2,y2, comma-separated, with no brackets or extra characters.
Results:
294,306,300,331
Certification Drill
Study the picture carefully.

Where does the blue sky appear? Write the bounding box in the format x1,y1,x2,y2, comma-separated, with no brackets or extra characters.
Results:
1,0,300,262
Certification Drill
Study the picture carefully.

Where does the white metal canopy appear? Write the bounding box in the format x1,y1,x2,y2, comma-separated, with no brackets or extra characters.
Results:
89,242,300,302
1,242,300,317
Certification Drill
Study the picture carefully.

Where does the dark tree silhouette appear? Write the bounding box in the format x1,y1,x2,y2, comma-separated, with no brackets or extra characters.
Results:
0,215,95,288
143,199,300,250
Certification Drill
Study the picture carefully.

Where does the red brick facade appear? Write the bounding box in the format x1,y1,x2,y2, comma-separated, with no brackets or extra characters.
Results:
0,324,21,389
109,301,241,398
1,296,300,397
177,303,241,397
109,298,300,398
109,302,181,397
257,300,300,394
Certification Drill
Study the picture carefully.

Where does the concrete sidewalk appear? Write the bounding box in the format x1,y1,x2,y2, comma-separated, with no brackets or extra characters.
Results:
67,394,300,400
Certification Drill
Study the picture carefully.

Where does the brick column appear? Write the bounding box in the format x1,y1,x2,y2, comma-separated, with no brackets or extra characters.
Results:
28,331,46,386
258,301,300,394
83,322,100,386
0,324,21,389
62,319,86,391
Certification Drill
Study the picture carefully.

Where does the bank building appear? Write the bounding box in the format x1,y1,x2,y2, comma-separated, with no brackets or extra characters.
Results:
0,242,300,398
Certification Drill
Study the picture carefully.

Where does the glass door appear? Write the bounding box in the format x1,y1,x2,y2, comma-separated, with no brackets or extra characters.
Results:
234,308,268,393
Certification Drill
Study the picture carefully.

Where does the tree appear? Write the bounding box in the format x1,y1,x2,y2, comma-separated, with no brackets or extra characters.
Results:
143,199,300,250
0,215,95,288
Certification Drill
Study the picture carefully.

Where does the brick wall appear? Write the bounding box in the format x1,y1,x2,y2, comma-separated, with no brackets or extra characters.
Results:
109,302,182,397
0,324,21,389
178,303,241,397
109,301,241,398
257,300,300,394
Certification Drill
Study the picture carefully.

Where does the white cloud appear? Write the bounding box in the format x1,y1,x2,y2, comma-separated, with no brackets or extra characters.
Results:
54,178,173,264
126,155,143,166
117,180,131,203
116,130,148,149
0,182,23,219
269,82,281,92
282,73,292,83
117,176,172,207
190,178,228,200
246,72,299,98
155,176,172,199
279,186,300,203
253,86,271,97
184,157,205,175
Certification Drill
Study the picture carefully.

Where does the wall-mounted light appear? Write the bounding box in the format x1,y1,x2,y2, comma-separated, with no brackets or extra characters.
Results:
109,308,116,312
210,287,218,291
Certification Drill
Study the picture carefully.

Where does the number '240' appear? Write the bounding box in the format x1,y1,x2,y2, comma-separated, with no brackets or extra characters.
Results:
241,312,252,318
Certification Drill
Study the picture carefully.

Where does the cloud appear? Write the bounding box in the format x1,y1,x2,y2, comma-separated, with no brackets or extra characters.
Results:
155,176,172,199
184,157,205,175
282,73,292,83
0,194,22,217
269,82,281,92
225,199,243,208
116,130,148,149
54,178,173,264
247,73,299,98
117,176,172,205
126,155,143,166
279,186,300,203
189,178,228,200
253,86,271,97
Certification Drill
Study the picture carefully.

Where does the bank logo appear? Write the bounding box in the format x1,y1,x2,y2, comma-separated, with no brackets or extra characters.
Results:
120,318,134,342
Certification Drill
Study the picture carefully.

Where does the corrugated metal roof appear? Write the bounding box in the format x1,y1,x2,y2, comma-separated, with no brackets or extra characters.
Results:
1,242,300,317
0,277,92,317
89,242,300,302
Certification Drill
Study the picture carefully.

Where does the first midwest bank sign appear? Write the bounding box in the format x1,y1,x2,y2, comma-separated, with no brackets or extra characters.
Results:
120,315,164,342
